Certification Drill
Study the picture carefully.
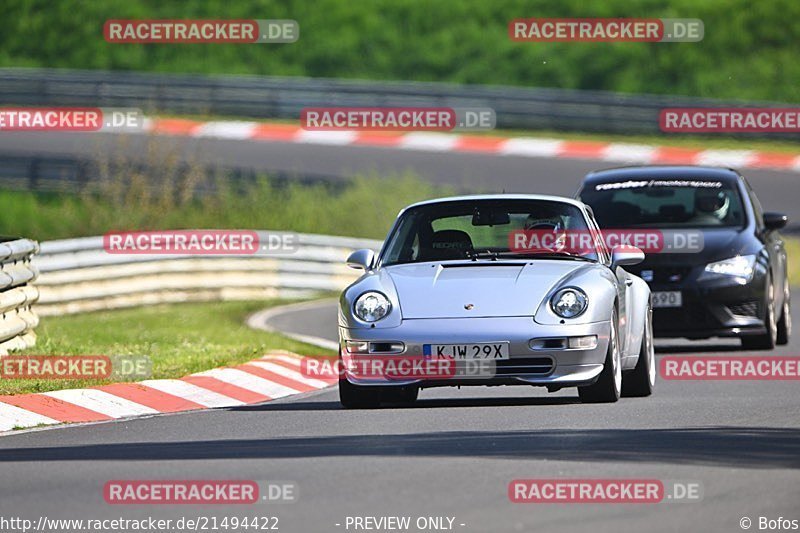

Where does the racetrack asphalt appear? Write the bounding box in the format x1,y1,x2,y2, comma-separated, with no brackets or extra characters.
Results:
1,130,799,531
0,294,798,533
2,131,799,227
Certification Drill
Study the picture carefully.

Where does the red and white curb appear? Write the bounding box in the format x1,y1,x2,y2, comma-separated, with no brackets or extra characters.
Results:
0,352,335,433
142,118,800,173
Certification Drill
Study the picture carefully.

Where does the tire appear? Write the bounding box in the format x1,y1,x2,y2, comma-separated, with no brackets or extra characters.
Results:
381,385,419,405
579,309,622,403
339,378,381,409
741,283,777,350
622,306,655,397
777,286,791,346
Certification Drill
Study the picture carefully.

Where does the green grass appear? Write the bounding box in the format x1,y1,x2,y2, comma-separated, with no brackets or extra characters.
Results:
2,300,335,396
0,173,452,242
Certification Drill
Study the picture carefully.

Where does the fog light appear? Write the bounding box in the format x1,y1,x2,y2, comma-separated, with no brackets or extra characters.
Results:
568,335,598,350
345,340,369,354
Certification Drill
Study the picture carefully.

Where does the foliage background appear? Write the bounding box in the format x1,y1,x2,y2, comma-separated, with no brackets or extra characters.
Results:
2,0,798,102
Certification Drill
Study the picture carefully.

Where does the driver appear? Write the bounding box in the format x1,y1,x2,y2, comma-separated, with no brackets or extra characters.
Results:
523,204,567,231
523,204,568,252
692,189,729,225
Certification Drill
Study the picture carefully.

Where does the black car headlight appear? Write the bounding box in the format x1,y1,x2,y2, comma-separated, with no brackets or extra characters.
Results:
701,254,756,283
354,291,392,322
550,288,588,318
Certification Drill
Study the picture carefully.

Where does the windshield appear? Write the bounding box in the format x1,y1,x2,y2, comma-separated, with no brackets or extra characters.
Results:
579,179,746,229
381,199,597,266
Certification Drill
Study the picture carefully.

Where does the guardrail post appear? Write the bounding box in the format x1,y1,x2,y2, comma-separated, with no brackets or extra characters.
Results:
0,238,40,355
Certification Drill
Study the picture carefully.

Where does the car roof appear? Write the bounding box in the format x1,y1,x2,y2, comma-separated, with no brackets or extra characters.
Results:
582,165,742,186
403,194,587,211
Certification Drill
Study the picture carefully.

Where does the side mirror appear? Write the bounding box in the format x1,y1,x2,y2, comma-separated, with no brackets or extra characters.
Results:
346,249,376,270
611,245,644,268
763,212,788,231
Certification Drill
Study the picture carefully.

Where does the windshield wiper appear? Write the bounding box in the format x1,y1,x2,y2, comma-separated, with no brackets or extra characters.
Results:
467,250,500,261
491,250,595,262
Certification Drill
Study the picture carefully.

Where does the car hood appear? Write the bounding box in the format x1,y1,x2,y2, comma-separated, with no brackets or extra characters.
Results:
384,260,594,318
639,227,755,268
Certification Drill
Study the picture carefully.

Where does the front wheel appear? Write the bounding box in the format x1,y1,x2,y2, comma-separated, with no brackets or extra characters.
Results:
622,306,655,397
339,378,381,409
579,309,621,403
381,385,419,405
741,283,777,350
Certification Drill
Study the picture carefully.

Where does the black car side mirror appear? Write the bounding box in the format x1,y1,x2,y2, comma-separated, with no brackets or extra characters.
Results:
763,212,788,231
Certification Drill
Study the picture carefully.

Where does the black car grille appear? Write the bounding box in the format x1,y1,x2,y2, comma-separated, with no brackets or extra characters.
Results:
654,306,717,328
495,357,554,375
629,266,693,284
728,300,760,318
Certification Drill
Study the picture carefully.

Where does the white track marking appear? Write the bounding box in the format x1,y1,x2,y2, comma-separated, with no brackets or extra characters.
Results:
498,138,563,157
0,402,59,431
195,121,258,139
140,379,244,408
197,368,300,398
262,354,304,367
295,130,358,145
399,132,459,151
246,361,330,388
695,150,756,167
41,389,158,418
602,143,657,163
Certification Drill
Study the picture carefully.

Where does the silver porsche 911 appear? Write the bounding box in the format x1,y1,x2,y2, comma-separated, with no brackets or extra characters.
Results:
338,194,655,408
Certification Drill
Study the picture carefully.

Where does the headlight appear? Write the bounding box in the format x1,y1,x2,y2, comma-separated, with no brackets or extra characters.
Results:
550,288,588,318
354,291,392,322
702,255,756,282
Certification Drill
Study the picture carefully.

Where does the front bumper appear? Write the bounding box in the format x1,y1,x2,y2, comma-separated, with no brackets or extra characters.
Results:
339,316,610,388
643,268,768,339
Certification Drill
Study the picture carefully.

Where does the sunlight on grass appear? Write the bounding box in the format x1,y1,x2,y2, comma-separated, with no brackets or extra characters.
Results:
3,300,335,396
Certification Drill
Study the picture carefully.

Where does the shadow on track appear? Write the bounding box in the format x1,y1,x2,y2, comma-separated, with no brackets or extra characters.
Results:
1,426,798,469
234,395,583,411
655,343,745,354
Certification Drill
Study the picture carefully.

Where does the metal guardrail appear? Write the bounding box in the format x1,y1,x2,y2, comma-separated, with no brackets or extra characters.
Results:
0,152,346,195
0,238,39,355
0,67,794,136
32,232,382,316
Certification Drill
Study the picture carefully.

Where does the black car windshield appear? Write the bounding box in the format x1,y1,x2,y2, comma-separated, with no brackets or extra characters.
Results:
381,199,599,266
580,178,746,229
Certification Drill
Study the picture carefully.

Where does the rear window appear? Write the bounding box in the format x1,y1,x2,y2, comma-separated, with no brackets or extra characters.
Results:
579,179,746,229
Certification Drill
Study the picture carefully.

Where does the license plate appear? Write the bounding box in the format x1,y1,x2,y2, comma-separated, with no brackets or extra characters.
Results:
652,291,682,308
424,343,510,360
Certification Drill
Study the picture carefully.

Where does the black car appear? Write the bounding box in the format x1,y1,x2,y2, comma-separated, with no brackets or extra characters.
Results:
578,165,791,349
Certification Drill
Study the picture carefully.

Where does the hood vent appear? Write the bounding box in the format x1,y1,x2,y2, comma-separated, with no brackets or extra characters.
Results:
440,262,523,268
